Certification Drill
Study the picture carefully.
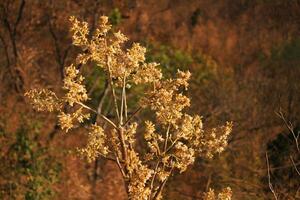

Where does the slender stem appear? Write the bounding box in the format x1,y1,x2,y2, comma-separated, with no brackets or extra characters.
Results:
152,167,174,200
149,161,161,200
99,153,119,163
115,152,126,178
266,152,278,200
96,80,109,122
163,138,179,155
77,102,118,129
123,93,157,126
106,56,120,122
164,124,171,152
118,127,128,163
124,106,142,126
104,57,128,167
120,75,126,126
276,110,299,152
290,155,300,176
78,102,127,164
124,84,128,121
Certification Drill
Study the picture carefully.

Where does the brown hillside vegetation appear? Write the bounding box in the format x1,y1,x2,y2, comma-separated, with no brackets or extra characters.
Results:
1,0,300,199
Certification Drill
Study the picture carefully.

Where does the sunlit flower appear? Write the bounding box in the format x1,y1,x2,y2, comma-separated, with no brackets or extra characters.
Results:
25,89,62,112
78,124,108,162
63,64,88,106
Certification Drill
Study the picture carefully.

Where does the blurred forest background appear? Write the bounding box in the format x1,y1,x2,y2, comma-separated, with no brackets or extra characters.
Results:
0,0,300,199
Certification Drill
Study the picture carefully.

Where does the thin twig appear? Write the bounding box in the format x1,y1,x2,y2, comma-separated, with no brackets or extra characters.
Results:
149,161,161,200
290,155,300,176
266,152,278,200
117,126,128,162
120,75,126,125
123,93,157,126
96,80,109,122
124,106,142,126
117,75,129,161
106,56,120,121
99,154,119,163
164,124,171,152
124,83,128,121
152,167,174,200
276,109,299,152
115,152,126,178
77,102,118,129
163,138,179,155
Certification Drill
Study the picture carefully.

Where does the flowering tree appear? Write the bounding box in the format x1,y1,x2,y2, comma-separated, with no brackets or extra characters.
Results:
25,16,232,200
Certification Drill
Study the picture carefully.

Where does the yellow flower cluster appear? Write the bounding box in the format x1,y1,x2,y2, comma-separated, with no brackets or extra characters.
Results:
25,89,61,112
156,169,170,182
132,62,162,84
58,108,90,132
172,142,195,173
78,124,108,162
144,121,163,155
204,187,232,200
69,16,89,47
124,122,138,146
127,43,146,68
63,64,88,106
141,70,191,127
198,121,233,159
126,149,153,200
69,16,162,87
176,114,203,141
57,64,89,132
174,114,232,159
25,64,89,133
